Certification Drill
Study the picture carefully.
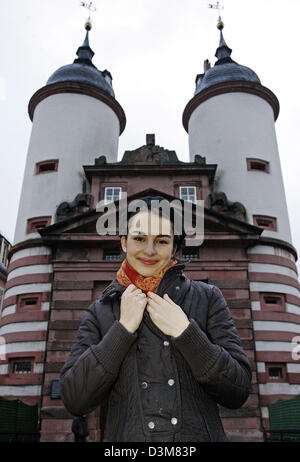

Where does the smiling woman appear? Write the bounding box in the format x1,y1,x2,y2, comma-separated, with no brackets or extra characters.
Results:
59,195,252,442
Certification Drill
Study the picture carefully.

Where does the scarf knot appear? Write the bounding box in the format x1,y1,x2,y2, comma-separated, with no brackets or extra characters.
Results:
117,258,177,293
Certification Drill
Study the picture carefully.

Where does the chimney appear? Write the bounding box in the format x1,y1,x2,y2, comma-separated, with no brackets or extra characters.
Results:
146,134,155,146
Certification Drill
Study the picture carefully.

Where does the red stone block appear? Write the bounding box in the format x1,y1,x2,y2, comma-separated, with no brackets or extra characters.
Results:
52,290,92,301
237,328,253,339
41,418,73,433
40,431,74,442
222,417,261,430
226,429,264,442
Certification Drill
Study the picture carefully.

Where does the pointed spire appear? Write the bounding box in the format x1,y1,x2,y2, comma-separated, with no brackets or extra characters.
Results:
73,22,95,67
215,18,233,65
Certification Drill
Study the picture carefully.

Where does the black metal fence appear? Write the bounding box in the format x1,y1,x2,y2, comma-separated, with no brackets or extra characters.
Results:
264,429,300,442
0,431,40,442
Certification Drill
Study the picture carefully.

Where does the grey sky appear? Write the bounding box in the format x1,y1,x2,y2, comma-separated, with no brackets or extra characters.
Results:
0,0,299,271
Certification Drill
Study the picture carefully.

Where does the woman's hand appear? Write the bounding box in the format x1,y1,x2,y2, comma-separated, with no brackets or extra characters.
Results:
119,284,147,334
146,292,190,337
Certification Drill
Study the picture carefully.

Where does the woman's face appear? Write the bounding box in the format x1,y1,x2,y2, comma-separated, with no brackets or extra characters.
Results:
121,210,176,276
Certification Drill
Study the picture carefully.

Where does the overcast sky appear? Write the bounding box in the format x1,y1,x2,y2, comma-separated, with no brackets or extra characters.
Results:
1,0,300,270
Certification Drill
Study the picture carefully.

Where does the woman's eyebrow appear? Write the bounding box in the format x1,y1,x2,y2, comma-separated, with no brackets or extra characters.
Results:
130,230,146,235
129,231,171,238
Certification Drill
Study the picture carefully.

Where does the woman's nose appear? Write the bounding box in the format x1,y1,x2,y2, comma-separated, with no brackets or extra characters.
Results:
144,241,155,255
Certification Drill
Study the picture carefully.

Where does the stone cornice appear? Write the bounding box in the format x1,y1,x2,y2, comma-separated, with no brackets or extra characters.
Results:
182,81,280,132
28,81,126,134
258,236,298,261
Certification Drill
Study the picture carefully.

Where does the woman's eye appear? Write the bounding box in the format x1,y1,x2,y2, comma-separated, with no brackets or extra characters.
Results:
157,240,169,245
133,236,144,242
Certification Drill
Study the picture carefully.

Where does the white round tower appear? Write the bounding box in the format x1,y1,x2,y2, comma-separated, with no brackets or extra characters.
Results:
183,20,300,435
183,21,291,244
13,23,126,245
0,22,125,411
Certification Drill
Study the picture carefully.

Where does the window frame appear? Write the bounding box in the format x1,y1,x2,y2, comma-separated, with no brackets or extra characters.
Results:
27,216,52,234
36,159,59,175
266,363,287,383
17,293,42,312
181,248,199,261
260,292,286,312
179,186,197,204
9,357,34,377
103,249,121,261
246,158,270,173
104,187,122,205
253,215,277,231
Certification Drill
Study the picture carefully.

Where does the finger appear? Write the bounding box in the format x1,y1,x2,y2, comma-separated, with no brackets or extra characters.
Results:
147,291,163,301
124,284,137,293
163,293,175,304
147,298,160,310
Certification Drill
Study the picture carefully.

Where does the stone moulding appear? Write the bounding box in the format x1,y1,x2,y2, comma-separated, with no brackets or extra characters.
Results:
182,81,280,132
28,81,126,135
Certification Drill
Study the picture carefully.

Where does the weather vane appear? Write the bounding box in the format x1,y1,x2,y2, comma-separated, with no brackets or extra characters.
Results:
208,1,224,29
80,1,97,30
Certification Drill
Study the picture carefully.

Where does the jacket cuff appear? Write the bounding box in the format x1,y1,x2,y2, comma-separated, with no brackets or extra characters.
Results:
90,320,137,374
171,318,222,376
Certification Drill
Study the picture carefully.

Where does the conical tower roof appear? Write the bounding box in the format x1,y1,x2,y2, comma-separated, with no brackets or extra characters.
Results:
195,21,260,95
47,24,115,97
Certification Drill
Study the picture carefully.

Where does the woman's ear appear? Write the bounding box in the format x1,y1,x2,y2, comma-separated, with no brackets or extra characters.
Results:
121,236,127,253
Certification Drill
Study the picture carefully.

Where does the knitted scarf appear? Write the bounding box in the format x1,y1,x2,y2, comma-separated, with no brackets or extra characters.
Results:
117,258,177,293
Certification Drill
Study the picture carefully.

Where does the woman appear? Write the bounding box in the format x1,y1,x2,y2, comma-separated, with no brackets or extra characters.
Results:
60,196,252,442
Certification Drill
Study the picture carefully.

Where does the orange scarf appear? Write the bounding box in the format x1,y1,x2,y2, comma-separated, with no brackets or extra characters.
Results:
117,258,177,293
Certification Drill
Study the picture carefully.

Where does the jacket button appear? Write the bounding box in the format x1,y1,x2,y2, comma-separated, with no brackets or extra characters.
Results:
168,379,175,386
148,421,155,429
141,381,148,389
175,286,180,291
171,417,178,425
163,340,170,346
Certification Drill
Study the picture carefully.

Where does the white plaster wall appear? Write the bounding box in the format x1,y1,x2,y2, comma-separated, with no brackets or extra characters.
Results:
188,92,292,244
14,93,120,245
0,385,41,396
10,247,51,263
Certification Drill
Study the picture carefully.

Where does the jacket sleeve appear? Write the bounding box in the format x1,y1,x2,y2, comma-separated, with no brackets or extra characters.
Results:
59,300,137,417
171,284,252,409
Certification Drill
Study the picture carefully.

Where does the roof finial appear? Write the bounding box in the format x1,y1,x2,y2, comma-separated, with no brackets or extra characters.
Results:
208,3,233,64
80,1,97,31
208,2,224,21
74,2,97,67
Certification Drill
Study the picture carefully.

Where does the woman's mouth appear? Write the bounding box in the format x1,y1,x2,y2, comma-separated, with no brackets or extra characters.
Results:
139,258,158,265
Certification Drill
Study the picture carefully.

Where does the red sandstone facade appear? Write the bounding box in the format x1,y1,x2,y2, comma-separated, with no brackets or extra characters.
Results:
1,137,300,442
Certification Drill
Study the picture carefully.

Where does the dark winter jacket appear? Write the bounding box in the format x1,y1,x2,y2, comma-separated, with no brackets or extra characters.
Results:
59,261,252,442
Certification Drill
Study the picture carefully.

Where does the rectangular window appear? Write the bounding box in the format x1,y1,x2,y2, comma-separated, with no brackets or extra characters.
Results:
36,160,59,174
17,294,42,312
11,359,32,375
179,186,197,204
1,241,9,265
0,288,3,310
182,249,198,261
253,215,277,231
260,293,285,312
27,217,51,234
247,158,270,173
104,187,122,204
103,249,120,261
269,367,282,379
266,363,286,382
